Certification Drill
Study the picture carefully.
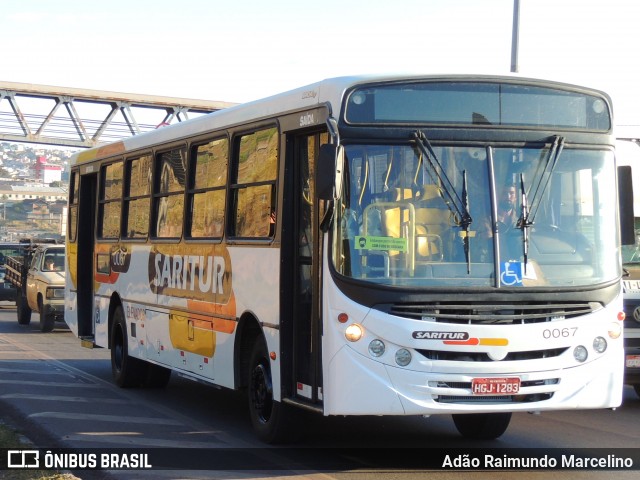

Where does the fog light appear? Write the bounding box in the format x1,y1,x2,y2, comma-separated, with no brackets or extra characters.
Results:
573,345,588,362
593,336,607,353
395,348,412,366
608,322,622,339
368,339,385,357
345,323,364,342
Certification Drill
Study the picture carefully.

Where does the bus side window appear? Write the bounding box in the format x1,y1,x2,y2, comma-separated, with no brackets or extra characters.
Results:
230,127,278,238
188,138,228,238
154,148,186,238
124,155,152,239
99,161,123,239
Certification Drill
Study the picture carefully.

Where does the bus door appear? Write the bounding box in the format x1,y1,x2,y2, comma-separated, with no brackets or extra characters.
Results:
76,172,97,338
282,127,328,407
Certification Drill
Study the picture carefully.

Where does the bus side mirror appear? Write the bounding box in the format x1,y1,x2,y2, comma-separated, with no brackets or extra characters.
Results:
618,165,635,246
316,144,344,201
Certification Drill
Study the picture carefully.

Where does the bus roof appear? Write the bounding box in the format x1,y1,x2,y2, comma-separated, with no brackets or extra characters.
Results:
69,73,612,166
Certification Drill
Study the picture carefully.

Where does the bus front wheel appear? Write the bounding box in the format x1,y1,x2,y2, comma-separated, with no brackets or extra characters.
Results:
452,412,512,440
111,306,148,388
247,339,292,444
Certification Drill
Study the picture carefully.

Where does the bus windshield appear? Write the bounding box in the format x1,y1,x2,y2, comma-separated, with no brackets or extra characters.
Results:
333,142,619,288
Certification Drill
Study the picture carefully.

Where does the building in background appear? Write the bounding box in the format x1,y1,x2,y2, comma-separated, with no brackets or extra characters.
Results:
0,184,66,202
32,156,63,184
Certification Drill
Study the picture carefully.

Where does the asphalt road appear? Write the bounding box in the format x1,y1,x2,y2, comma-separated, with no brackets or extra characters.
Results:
0,303,639,480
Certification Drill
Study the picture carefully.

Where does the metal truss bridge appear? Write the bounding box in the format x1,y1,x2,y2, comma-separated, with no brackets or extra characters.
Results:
0,81,237,148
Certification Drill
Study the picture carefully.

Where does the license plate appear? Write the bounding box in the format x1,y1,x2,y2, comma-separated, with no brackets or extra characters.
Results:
626,355,640,368
472,377,520,395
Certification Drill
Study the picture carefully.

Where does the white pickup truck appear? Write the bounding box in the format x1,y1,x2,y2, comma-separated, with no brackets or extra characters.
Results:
6,241,65,332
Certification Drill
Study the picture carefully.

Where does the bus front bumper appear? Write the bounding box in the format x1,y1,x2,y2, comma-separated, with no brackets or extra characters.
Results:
323,345,623,416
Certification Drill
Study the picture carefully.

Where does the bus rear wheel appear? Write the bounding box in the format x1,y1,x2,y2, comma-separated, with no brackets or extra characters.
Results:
247,339,293,444
452,412,512,440
111,305,148,388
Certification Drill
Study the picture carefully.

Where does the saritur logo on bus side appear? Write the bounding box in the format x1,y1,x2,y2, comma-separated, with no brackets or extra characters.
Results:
412,331,470,340
147,246,232,304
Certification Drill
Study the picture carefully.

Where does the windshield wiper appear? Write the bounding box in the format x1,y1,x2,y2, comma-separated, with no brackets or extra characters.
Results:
516,173,532,272
526,135,565,224
461,170,472,273
516,135,565,272
411,130,473,271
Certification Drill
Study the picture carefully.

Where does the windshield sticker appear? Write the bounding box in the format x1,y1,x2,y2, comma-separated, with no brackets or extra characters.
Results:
500,262,523,286
355,236,407,252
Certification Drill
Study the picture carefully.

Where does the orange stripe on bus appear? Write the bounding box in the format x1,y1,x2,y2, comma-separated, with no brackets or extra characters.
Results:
191,317,236,334
479,338,509,346
444,338,480,345
443,337,508,346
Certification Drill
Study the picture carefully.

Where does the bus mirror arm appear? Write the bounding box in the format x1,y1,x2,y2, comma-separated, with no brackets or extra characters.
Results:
319,201,335,233
316,144,345,201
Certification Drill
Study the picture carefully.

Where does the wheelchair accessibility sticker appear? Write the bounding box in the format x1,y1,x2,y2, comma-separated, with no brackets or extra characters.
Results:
355,236,407,252
500,262,523,286
500,262,540,286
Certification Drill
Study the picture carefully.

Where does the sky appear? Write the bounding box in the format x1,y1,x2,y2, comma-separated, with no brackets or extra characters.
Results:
1,0,639,129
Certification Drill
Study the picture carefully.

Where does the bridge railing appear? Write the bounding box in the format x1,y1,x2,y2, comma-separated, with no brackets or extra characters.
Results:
0,81,237,148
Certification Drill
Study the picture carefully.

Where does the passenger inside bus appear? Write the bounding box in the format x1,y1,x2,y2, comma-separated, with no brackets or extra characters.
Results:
497,183,518,226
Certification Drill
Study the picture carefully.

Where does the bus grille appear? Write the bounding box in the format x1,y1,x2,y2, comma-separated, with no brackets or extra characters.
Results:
384,301,600,325
436,393,554,403
416,347,568,362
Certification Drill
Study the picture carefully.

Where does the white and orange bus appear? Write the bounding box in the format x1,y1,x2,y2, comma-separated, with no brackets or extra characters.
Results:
65,74,633,442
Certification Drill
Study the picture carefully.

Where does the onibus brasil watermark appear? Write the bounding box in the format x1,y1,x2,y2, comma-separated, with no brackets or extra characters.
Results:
5,450,151,470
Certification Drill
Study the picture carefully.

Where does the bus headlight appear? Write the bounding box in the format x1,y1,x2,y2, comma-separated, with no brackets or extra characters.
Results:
345,323,364,342
573,345,588,363
593,336,607,353
368,339,385,357
395,348,412,366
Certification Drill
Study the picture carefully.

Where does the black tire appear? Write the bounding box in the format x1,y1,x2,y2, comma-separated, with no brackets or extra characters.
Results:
248,339,293,444
633,384,640,399
16,290,31,325
143,363,172,388
38,296,54,333
111,305,148,387
452,412,512,440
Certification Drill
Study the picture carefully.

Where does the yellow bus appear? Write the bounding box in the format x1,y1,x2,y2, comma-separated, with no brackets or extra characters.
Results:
65,74,632,442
